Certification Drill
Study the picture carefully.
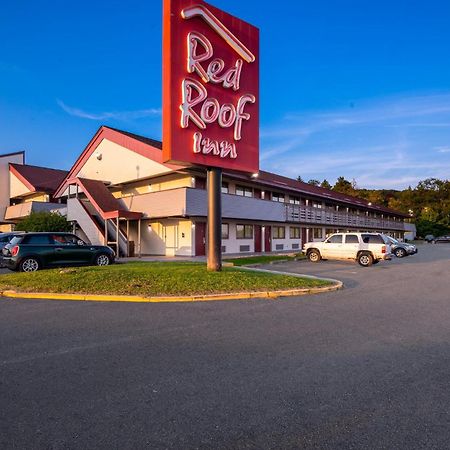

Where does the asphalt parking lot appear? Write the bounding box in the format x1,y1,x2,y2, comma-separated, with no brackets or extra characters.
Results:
1,244,450,449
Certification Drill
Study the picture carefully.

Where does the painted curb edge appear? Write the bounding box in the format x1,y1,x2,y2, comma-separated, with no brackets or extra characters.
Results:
0,267,343,303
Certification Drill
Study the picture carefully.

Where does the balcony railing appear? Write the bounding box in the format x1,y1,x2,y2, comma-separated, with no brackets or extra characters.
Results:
112,187,405,231
286,204,405,231
5,202,66,220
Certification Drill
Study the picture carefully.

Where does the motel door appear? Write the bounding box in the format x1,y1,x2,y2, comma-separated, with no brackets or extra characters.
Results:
164,224,177,257
264,226,272,252
254,225,262,252
301,228,307,248
195,222,206,256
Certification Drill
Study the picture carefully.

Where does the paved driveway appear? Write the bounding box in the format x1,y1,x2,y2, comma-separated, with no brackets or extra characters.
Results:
263,241,450,289
1,244,450,449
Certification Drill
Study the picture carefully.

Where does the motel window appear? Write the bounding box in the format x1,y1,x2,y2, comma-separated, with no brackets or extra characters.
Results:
272,192,285,203
313,228,323,239
222,223,229,239
312,201,323,209
221,182,229,194
195,177,206,189
290,227,300,239
236,185,253,198
289,196,300,205
273,226,286,239
236,224,253,239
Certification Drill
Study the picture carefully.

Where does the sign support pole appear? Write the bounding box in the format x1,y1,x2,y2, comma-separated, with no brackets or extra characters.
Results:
207,167,222,271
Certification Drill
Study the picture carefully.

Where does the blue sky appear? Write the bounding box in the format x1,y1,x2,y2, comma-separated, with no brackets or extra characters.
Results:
1,0,450,189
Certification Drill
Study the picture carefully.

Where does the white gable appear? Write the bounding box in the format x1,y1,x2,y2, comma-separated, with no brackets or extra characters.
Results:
74,138,173,184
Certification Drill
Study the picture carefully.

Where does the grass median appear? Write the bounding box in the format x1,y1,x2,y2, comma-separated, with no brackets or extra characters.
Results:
0,261,329,297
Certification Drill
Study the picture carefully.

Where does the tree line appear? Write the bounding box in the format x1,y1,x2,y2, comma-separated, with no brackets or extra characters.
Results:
297,176,450,238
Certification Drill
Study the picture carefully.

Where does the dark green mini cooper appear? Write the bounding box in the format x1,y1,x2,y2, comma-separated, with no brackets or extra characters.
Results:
2,233,115,272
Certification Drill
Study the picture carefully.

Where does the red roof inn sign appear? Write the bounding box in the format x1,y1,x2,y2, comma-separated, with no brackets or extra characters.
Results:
163,0,259,173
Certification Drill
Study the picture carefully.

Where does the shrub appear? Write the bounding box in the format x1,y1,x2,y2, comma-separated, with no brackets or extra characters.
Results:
15,211,71,232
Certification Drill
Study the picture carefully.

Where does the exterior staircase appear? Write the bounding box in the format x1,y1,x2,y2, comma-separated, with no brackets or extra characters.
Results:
65,178,142,257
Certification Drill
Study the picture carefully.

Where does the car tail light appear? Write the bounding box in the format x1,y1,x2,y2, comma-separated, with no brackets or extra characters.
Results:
381,245,386,254
11,245,19,256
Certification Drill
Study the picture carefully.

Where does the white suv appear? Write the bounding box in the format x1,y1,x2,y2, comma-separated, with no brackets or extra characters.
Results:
302,232,392,267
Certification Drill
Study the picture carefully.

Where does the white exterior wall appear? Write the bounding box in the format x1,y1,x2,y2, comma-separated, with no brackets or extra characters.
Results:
272,224,304,251
221,221,255,254
220,221,304,254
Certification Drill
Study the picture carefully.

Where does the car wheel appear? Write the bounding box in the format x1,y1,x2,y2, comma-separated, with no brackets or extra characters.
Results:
95,254,111,266
308,249,321,263
20,257,40,272
394,248,406,258
357,252,373,267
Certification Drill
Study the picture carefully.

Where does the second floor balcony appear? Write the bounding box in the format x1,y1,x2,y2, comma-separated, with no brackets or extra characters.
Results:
116,187,405,231
5,201,67,221
286,204,404,231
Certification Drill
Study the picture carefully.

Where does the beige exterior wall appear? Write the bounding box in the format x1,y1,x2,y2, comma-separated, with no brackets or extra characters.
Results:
23,193,50,202
0,152,24,222
112,174,193,199
75,138,172,185
127,219,194,256
0,224,13,232
9,172,33,199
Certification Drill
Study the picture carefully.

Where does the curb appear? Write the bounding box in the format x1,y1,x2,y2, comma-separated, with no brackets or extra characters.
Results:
0,268,343,303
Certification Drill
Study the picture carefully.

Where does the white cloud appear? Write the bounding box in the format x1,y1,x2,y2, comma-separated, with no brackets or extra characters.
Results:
57,99,161,121
435,146,450,153
260,92,450,189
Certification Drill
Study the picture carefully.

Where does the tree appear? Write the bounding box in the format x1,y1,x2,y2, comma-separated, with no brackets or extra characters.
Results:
297,175,304,182
307,179,320,186
333,177,356,196
15,211,71,232
320,179,332,189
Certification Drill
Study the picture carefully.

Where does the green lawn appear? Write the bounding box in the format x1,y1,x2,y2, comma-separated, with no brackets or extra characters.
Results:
225,254,305,266
0,262,328,297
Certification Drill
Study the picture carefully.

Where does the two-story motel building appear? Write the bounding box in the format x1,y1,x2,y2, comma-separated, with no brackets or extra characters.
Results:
0,126,408,256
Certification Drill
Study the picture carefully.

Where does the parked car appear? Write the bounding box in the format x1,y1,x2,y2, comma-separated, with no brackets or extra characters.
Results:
0,232,24,267
432,235,450,243
2,232,115,272
424,234,435,243
382,235,417,258
302,232,391,267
